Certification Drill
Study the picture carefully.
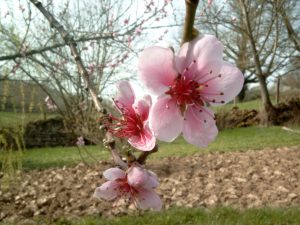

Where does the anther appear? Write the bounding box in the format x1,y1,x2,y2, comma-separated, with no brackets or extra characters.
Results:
220,92,224,95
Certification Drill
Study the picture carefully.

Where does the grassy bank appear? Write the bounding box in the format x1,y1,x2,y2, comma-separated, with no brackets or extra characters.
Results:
6,126,299,170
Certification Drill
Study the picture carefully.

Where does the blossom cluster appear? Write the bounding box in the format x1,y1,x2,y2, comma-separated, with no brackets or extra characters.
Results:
94,35,244,211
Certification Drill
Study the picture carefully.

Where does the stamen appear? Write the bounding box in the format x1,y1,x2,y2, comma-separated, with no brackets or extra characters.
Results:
201,74,222,84
201,96,225,105
182,59,197,76
196,70,211,82
201,91,224,96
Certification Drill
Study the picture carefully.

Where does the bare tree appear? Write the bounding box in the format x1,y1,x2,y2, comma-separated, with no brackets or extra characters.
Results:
197,0,299,124
0,0,174,137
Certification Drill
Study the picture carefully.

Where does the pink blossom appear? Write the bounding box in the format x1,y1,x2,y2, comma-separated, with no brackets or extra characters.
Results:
138,35,243,147
208,0,213,7
76,136,85,146
19,5,25,12
135,27,142,35
231,16,237,23
108,81,155,151
45,96,57,110
94,165,162,211
127,36,132,46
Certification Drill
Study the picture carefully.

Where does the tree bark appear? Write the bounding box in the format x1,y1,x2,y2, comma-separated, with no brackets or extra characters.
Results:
237,83,247,102
257,75,277,125
240,0,277,125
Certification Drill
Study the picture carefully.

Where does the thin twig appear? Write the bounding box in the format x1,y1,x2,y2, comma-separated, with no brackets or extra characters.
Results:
282,126,300,133
29,0,126,168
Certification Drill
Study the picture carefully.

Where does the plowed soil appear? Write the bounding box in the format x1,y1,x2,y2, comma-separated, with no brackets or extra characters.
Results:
1,146,299,224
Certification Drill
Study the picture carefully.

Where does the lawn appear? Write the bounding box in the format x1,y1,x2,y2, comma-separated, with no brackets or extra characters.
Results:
16,207,300,225
0,111,52,128
6,126,299,170
213,99,262,113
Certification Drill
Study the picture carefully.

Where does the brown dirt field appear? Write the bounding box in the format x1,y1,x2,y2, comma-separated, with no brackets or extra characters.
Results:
0,146,299,223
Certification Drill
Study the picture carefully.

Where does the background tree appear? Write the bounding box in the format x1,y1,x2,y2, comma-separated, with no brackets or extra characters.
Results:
196,0,299,124
0,0,175,140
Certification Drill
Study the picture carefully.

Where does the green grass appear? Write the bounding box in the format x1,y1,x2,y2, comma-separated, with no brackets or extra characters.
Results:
213,99,262,113
0,99,259,128
15,207,300,225
19,145,108,170
6,126,299,170
154,126,300,158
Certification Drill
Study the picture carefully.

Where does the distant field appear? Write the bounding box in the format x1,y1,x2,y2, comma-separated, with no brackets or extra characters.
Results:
0,111,49,127
4,126,298,170
0,100,261,128
213,99,262,112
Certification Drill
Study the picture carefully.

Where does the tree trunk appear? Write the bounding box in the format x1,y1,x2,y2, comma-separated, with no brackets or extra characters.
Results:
257,75,277,125
237,83,247,102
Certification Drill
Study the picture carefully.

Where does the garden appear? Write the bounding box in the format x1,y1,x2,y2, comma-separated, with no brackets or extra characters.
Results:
0,0,300,224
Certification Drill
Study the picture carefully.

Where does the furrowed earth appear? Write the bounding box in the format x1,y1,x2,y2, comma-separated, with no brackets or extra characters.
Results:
0,146,299,224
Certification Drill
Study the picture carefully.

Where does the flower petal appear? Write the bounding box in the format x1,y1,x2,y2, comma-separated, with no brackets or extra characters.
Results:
182,106,218,147
138,46,177,96
128,123,156,151
103,167,126,181
93,181,120,201
175,35,223,82
133,95,152,121
149,96,183,142
201,62,244,106
128,166,159,189
135,189,162,211
115,80,135,109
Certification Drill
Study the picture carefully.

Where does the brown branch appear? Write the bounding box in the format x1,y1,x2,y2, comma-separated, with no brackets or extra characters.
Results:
137,145,158,165
29,0,127,168
181,0,199,46
0,35,114,61
279,7,300,52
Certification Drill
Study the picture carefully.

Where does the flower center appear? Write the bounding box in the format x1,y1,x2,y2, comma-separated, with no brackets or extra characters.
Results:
166,74,205,112
117,177,139,197
108,106,144,138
